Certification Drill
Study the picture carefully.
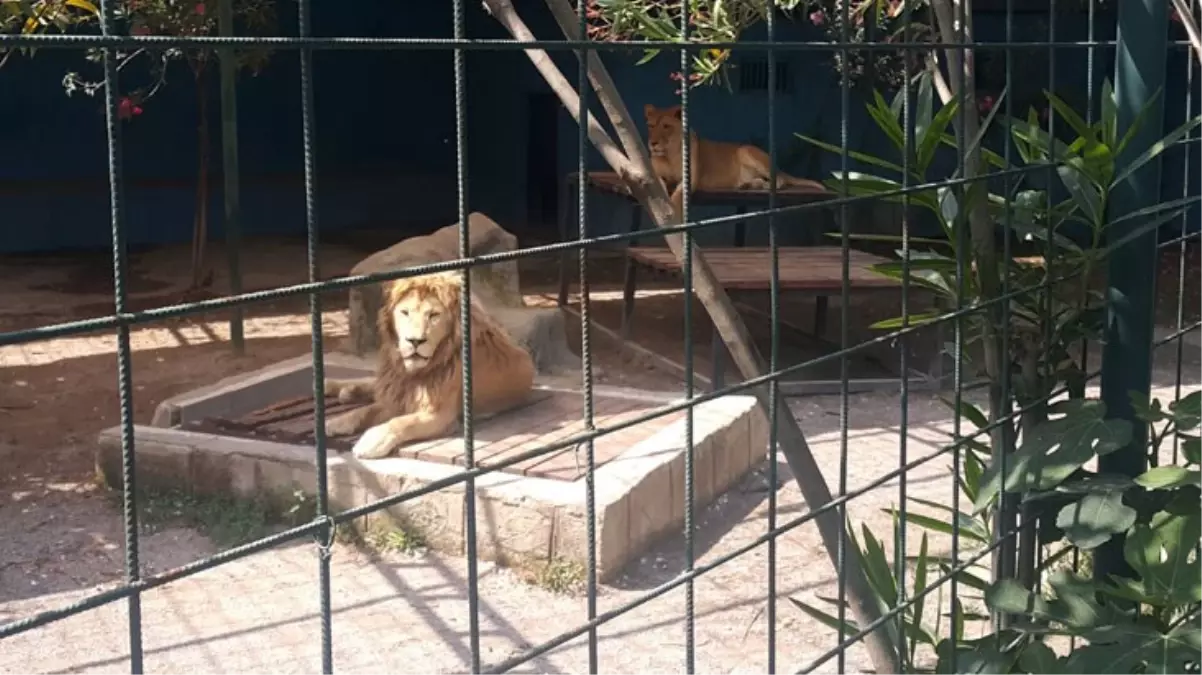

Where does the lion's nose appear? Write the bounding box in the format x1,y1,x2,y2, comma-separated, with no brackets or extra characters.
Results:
407,337,427,348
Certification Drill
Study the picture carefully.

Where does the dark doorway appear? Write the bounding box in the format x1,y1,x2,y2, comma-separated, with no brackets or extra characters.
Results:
525,92,560,244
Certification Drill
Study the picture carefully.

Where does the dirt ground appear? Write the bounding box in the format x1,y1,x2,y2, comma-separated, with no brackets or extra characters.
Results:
0,237,687,608
0,235,1198,673
1156,238,1202,327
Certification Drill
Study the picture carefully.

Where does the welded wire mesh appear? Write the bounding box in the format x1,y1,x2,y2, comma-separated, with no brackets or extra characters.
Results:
0,0,1199,673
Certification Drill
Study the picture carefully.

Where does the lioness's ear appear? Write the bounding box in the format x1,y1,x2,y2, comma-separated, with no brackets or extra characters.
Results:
670,105,682,119
644,103,657,118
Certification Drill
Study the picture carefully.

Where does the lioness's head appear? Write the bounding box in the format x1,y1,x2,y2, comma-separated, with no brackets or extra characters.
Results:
380,272,461,370
644,103,683,159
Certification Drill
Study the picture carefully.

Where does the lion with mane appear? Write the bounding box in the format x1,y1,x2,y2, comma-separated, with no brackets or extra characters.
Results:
323,270,536,459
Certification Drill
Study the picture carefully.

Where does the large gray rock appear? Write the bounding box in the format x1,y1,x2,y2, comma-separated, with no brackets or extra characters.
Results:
343,212,582,376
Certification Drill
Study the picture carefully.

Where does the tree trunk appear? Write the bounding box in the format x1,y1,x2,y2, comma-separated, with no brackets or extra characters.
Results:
191,63,212,291
483,0,900,671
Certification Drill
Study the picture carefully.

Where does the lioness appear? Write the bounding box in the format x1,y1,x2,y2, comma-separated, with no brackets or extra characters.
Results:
323,271,536,460
644,103,827,195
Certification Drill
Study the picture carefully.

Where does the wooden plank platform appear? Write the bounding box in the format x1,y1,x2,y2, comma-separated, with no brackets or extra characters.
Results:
626,246,903,291
576,170,836,204
181,390,686,482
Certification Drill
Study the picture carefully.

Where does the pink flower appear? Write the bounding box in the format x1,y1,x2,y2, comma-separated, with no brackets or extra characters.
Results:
195,2,205,15
810,9,825,26
977,94,995,113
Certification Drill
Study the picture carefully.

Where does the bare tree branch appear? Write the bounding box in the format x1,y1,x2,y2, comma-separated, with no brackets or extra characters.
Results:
926,52,955,105
541,0,659,185
483,0,900,670
482,0,629,171
928,0,1019,593
1170,0,1202,66
929,0,966,97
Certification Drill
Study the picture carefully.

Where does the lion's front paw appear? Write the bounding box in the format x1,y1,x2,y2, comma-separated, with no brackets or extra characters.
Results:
325,411,361,438
351,423,397,460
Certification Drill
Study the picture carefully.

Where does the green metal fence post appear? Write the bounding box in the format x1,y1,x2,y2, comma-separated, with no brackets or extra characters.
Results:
1099,0,1168,584
218,0,244,355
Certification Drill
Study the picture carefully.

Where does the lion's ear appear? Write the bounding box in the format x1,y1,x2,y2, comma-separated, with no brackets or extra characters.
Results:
377,299,396,347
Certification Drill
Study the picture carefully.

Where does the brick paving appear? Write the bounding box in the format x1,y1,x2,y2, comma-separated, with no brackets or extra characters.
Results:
1,333,1197,673
0,386,967,674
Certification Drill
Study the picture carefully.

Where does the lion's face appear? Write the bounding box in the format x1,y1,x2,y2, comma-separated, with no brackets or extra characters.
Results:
644,104,683,159
389,290,454,368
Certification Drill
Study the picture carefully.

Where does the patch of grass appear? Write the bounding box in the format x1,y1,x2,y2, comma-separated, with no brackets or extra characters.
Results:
134,489,275,549
107,487,316,550
334,518,427,557
364,525,427,556
334,521,364,546
523,558,587,595
282,489,316,526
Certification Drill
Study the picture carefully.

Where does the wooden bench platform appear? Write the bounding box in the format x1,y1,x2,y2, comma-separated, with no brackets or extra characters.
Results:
551,171,946,395
555,171,841,307
570,170,836,205
624,246,902,291
615,245,946,396
620,245,905,349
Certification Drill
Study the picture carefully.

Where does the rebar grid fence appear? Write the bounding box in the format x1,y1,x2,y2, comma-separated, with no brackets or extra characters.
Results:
1,0,1200,673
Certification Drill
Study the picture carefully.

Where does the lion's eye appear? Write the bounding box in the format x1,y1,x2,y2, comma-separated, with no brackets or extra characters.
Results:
428,312,441,320
400,309,409,317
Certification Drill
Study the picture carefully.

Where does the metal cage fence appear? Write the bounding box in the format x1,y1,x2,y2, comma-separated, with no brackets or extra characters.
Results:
0,0,1199,672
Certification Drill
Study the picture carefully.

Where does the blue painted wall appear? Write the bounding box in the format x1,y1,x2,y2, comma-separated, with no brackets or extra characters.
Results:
0,4,1197,254
0,0,548,253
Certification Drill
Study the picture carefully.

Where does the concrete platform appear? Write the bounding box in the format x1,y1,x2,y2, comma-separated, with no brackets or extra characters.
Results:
96,353,767,582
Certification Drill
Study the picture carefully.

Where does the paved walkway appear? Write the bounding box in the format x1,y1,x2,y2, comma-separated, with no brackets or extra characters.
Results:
0,391,959,674
0,533,881,674
2,362,1197,674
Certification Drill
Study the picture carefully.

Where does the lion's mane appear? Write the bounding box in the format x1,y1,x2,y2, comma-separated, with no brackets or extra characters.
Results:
372,271,535,421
